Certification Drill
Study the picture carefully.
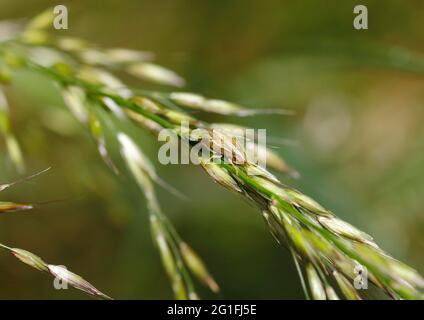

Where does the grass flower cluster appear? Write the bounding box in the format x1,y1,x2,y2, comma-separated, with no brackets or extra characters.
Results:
0,170,110,299
0,9,423,299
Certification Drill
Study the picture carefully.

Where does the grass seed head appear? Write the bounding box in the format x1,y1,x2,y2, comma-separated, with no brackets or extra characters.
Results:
2,10,423,300
47,265,112,299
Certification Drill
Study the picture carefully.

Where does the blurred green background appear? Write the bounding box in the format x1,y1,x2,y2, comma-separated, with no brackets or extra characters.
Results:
0,0,423,299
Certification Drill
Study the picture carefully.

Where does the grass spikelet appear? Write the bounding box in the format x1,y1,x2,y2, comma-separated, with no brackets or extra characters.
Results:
317,216,373,243
56,37,88,52
169,92,293,116
210,123,298,177
306,264,326,300
325,286,340,300
333,271,362,300
199,158,241,193
89,113,118,174
127,63,185,87
47,264,112,300
104,48,154,64
9,248,49,272
0,87,25,172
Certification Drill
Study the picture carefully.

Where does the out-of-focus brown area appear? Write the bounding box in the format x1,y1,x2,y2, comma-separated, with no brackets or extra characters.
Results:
0,0,423,299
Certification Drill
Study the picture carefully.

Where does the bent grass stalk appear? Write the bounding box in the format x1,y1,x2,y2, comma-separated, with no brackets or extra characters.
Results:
0,8,423,299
